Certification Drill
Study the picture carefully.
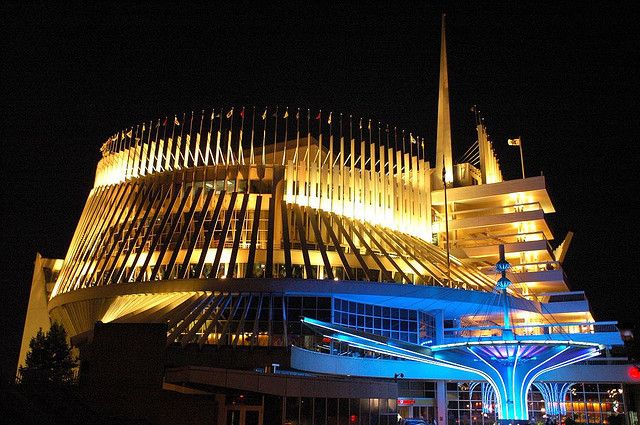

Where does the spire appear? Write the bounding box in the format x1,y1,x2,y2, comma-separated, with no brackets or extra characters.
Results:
434,14,453,189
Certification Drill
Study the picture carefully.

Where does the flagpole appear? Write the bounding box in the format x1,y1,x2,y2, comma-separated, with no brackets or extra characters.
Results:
226,108,234,165
315,110,322,165
519,136,525,179
144,120,155,175
442,155,451,286
175,113,185,169
385,124,390,171
161,116,169,171
238,107,245,165
153,118,163,173
367,119,372,169
186,111,194,168
358,118,363,168
169,115,177,170
261,107,267,165
336,113,343,167
327,112,333,168
273,106,279,166
282,107,289,165
294,108,300,164
349,115,355,218
131,124,141,178
294,108,301,204
196,110,204,167
339,113,345,214
376,122,381,170
305,109,310,163
205,109,214,166
250,106,256,165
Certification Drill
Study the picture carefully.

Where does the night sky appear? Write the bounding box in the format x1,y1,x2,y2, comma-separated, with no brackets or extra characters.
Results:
2,0,639,381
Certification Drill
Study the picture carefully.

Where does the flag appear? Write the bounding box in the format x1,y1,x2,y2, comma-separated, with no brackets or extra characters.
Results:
262,109,267,120
284,109,289,119
295,110,300,120
315,112,321,120
142,123,146,132
162,117,168,126
126,129,133,138
239,109,245,119
272,111,278,118
367,119,371,130
410,133,417,144
174,116,180,126
359,118,362,129
226,109,233,119
508,138,521,146
327,112,332,125
442,158,447,184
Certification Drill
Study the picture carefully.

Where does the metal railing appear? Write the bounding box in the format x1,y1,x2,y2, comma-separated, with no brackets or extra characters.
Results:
451,231,548,249
433,201,543,222
443,321,619,338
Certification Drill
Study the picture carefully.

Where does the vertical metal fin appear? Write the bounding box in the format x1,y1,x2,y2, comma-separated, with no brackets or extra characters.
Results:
164,187,204,280
232,294,253,346
211,192,238,277
245,195,263,278
227,192,250,278
106,185,159,283
356,221,410,283
250,293,264,346
265,195,276,278
280,201,293,277
87,183,138,287
166,293,216,343
306,207,334,280
215,294,244,346
197,293,233,346
135,186,182,282
348,220,386,281
319,211,354,280
292,205,314,279
123,188,172,283
194,190,227,278
331,212,372,281
178,187,216,279
96,184,146,286
149,188,193,282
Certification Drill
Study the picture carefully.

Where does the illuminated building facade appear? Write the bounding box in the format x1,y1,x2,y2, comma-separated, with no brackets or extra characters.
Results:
18,16,639,425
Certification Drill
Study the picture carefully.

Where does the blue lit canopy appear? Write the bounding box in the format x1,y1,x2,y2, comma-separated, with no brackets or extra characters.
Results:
301,245,605,423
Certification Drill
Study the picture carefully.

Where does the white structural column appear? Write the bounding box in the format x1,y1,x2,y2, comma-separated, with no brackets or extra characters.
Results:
437,380,447,425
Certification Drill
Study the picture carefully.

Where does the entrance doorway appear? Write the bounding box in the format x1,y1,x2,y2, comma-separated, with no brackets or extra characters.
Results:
226,406,263,425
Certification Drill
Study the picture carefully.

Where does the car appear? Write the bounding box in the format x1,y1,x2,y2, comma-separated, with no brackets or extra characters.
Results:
400,419,428,425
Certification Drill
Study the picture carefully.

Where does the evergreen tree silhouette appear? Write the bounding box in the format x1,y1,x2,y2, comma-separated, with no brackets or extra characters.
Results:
19,322,77,385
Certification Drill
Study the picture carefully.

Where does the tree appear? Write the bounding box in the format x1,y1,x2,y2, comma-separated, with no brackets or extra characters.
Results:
19,322,77,385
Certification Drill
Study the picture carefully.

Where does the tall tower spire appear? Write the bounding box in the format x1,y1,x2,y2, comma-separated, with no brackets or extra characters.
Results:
433,14,453,189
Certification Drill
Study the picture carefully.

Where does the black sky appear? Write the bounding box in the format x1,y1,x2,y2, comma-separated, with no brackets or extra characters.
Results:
2,0,639,381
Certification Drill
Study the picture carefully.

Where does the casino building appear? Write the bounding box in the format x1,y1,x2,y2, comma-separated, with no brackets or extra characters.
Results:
18,17,639,425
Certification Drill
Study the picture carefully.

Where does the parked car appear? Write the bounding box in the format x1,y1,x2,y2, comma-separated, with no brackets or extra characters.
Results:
400,419,427,425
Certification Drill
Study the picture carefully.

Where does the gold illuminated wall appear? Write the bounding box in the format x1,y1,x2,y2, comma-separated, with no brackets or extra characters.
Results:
52,108,497,299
